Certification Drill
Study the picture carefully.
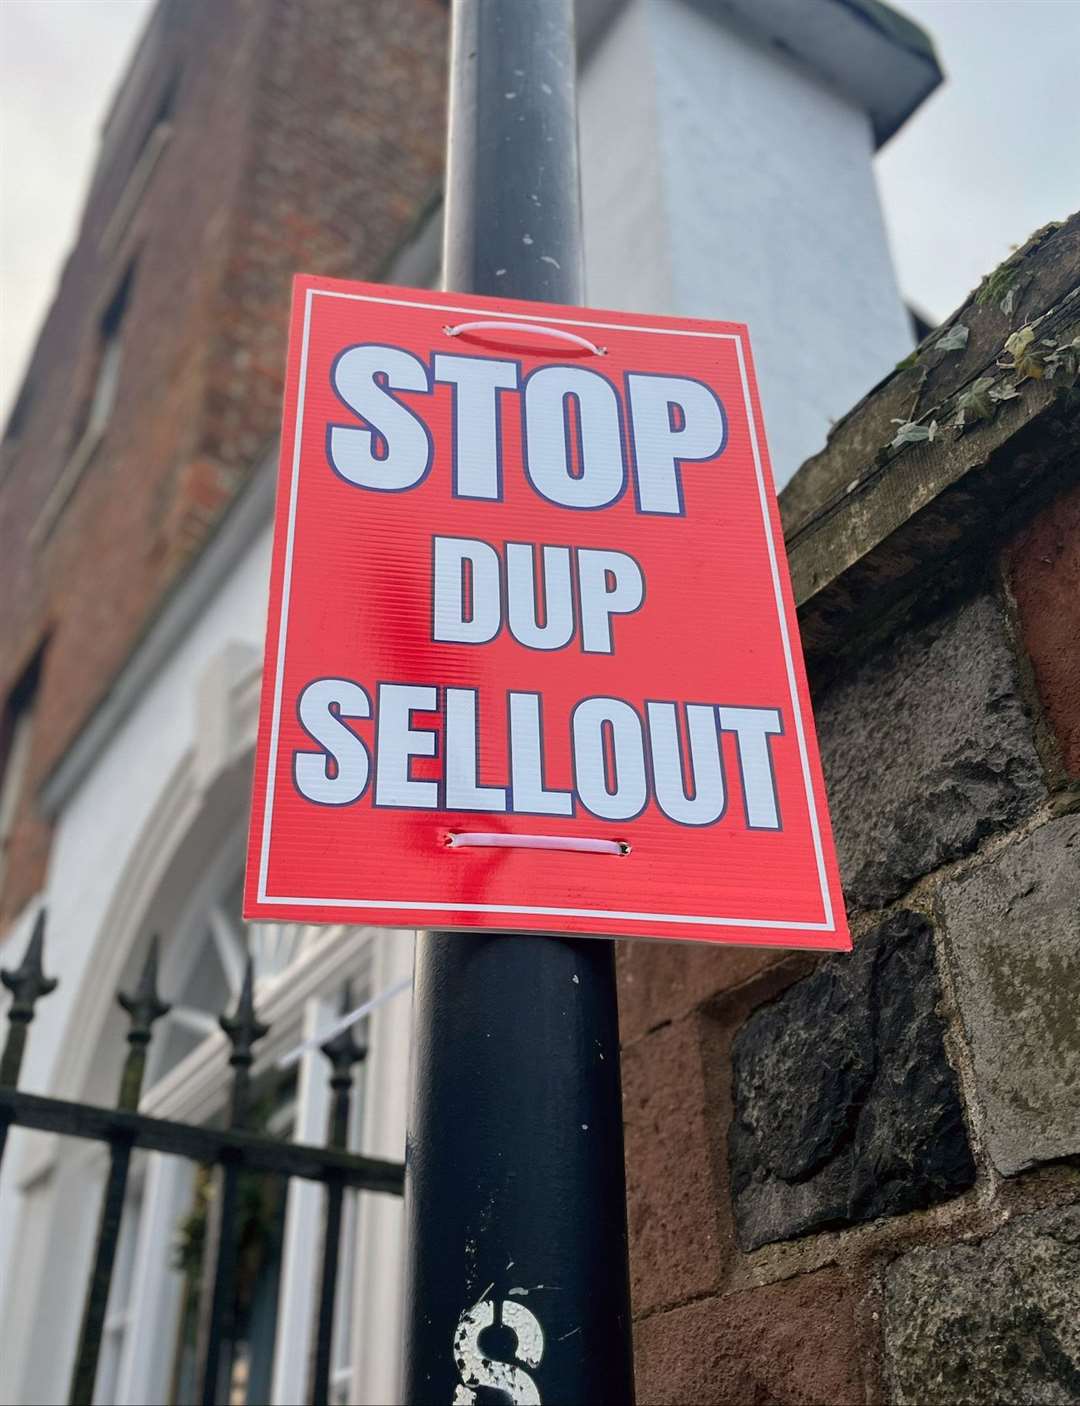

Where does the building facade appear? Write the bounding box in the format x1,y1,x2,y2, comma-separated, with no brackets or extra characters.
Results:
0,1,943,1402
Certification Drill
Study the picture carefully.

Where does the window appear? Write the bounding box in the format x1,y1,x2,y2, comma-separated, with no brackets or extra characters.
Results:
74,264,134,451
0,649,43,898
32,265,135,542
100,72,179,254
143,863,313,1091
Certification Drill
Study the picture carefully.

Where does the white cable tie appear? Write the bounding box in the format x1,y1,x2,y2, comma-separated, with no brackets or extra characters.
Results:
276,974,413,1070
443,320,606,356
447,832,630,856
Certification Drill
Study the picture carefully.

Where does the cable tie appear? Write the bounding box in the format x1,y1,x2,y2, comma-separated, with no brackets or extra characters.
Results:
447,832,630,856
443,320,606,355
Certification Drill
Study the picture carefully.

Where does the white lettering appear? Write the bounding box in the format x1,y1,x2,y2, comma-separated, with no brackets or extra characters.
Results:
433,352,519,500
328,345,431,490
433,536,502,644
717,705,782,828
572,697,647,821
647,702,726,825
626,373,726,514
509,692,573,815
506,543,574,651
577,548,644,654
374,684,438,808
453,1299,543,1406
294,678,371,805
524,366,625,509
445,688,506,811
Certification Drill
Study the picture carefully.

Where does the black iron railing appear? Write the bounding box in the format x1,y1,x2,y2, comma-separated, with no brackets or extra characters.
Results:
0,912,405,1406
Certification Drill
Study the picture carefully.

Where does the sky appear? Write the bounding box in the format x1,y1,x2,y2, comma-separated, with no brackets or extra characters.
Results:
2,0,1079,424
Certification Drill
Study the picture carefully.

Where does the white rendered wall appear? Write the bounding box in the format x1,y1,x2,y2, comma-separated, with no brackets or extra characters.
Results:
0,527,274,1405
4,526,272,1109
0,512,414,1405
579,0,913,487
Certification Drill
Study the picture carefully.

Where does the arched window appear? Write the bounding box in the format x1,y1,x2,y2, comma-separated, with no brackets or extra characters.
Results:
144,830,318,1093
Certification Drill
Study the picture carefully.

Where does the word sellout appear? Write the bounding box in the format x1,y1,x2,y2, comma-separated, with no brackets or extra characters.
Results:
294,681,782,830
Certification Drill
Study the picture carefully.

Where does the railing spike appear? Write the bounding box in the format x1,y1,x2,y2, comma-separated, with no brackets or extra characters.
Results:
117,935,171,1050
219,949,269,1066
70,938,171,1406
1,908,57,1094
320,1022,367,1083
1,907,58,1020
311,1004,368,1406
219,947,268,1132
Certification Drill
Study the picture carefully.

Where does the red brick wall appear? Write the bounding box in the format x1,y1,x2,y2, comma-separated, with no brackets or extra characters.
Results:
0,0,447,928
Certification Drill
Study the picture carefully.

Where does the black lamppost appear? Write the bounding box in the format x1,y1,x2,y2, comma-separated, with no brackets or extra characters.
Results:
402,3,635,1402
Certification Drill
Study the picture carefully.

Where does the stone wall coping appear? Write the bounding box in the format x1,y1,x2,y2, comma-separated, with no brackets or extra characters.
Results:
782,211,1080,674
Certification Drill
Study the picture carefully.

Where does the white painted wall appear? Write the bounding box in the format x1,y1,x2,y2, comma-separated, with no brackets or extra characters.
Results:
0,528,271,1405
0,519,410,1406
9,526,272,1107
580,0,913,486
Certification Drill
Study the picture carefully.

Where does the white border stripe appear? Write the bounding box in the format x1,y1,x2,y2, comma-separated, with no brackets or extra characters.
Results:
259,894,834,929
733,337,834,931
257,286,313,902
258,290,834,932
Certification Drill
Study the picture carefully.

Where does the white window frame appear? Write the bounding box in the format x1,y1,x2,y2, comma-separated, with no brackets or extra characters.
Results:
32,267,133,545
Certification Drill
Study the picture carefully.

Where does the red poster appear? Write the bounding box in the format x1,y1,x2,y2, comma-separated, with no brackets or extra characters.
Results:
244,276,848,949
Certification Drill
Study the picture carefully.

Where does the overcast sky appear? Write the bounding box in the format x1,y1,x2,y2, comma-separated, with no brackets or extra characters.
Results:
2,0,1078,424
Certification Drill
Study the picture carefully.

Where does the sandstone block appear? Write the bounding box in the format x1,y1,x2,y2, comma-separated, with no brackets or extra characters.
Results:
1005,482,1080,777
623,1011,726,1315
617,939,787,1046
635,1270,865,1406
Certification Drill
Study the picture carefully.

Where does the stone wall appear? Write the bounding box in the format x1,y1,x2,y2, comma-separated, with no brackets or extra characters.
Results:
622,215,1080,1404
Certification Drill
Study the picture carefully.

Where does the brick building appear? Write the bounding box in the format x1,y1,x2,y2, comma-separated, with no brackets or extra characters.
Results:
7,2,1075,1405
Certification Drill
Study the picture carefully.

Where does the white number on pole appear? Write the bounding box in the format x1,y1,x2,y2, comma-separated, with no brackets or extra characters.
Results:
452,1297,545,1404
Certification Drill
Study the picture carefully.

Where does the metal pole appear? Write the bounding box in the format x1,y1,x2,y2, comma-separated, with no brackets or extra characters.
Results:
402,3,635,1403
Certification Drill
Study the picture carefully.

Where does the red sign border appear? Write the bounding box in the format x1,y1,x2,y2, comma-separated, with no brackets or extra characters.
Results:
247,277,847,949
